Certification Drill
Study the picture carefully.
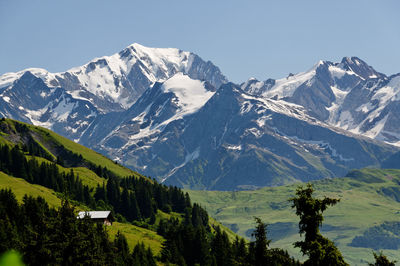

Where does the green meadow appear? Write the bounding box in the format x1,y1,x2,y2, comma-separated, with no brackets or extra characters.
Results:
0,119,137,178
0,171,61,207
187,168,400,265
108,222,165,255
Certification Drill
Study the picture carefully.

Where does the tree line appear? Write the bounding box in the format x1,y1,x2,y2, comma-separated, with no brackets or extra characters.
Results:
0,144,192,224
94,175,192,224
0,144,96,207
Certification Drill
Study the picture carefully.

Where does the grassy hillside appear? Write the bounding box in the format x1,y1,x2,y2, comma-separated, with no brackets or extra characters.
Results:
0,119,168,254
0,118,147,208
37,126,135,177
0,168,235,259
187,168,400,265
108,222,165,255
26,156,105,188
0,118,138,178
0,167,167,257
0,118,241,262
0,171,61,207
0,168,167,256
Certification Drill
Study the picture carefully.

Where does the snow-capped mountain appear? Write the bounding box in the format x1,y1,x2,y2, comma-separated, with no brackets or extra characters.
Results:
84,81,397,189
81,73,217,152
241,57,400,146
0,43,227,141
80,73,215,159
1,46,399,190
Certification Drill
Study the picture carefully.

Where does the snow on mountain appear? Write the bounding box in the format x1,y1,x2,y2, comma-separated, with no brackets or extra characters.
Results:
0,43,227,142
127,43,193,75
241,57,400,147
345,74,400,141
89,73,217,157
262,61,322,99
241,57,380,100
60,43,196,110
93,82,396,190
1,43,227,112
161,73,215,116
1,47,399,190
0,68,56,89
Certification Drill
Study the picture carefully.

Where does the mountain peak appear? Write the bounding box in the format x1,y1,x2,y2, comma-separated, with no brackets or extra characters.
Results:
339,56,384,79
123,42,189,64
128,42,181,52
341,56,362,64
313,60,326,68
19,70,36,80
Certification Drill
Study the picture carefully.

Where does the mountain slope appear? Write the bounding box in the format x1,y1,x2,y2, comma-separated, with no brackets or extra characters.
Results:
0,171,61,207
163,83,397,189
0,118,137,178
0,171,165,254
187,168,400,265
86,81,397,190
241,57,400,146
0,118,238,260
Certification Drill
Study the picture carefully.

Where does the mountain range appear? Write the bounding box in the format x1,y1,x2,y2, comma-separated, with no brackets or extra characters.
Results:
241,57,400,146
1,43,399,190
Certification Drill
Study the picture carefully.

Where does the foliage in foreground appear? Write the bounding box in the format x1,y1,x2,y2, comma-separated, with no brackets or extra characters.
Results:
158,214,299,266
1,136,397,266
0,250,24,266
0,189,154,265
0,186,298,265
368,251,397,266
290,183,348,266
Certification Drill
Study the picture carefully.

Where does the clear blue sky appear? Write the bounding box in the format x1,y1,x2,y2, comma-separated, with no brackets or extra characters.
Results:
1,0,399,83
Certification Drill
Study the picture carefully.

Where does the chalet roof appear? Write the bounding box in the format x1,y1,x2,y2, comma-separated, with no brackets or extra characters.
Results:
77,211,111,219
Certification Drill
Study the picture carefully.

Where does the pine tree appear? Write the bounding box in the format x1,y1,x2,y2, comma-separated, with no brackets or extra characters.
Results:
193,226,212,265
290,183,348,266
369,251,396,266
114,231,131,265
250,217,271,266
211,226,232,266
137,188,154,218
129,191,142,221
94,182,107,202
232,236,246,262
145,247,157,266
132,242,156,266
106,177,119,206
0,189,120,265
